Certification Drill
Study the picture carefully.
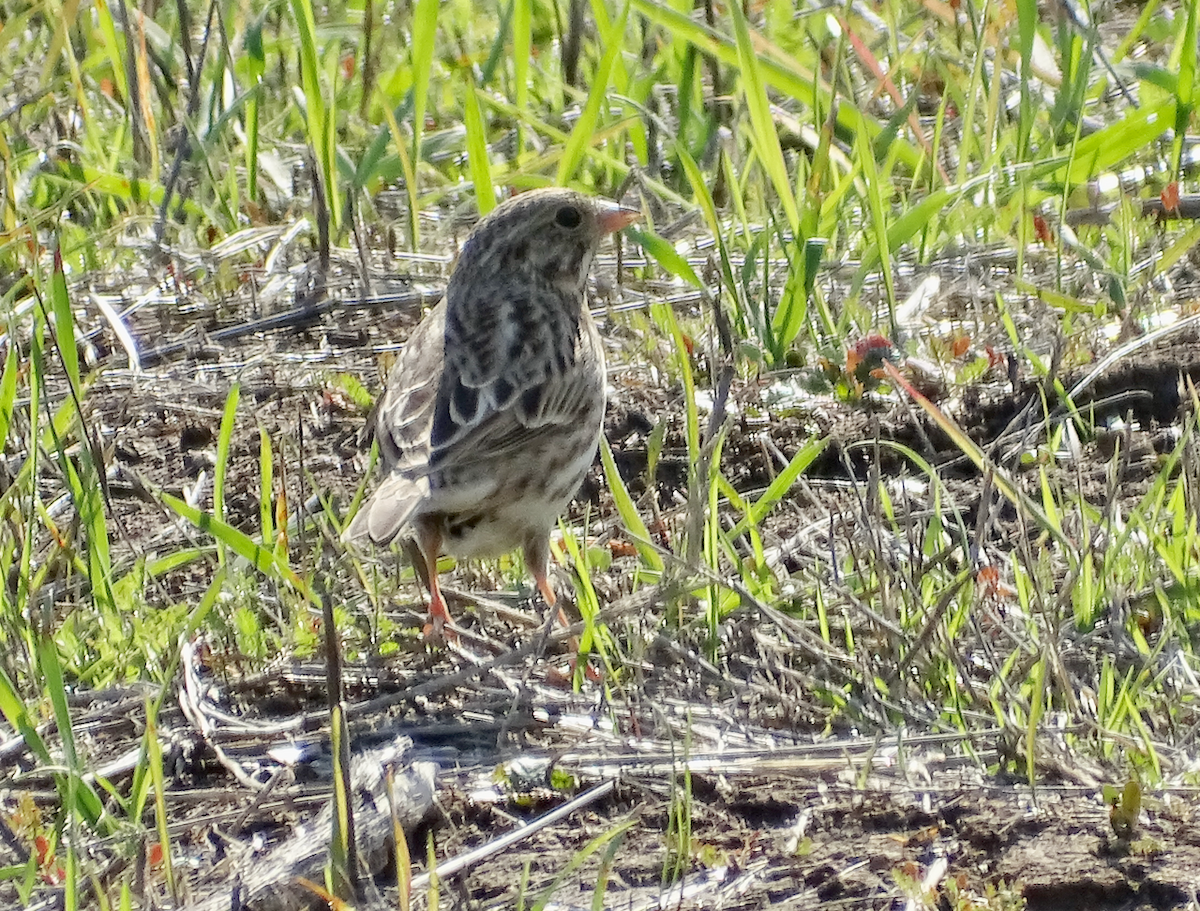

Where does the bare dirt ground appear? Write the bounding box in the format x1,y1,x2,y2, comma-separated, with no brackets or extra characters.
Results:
7,220,1200,909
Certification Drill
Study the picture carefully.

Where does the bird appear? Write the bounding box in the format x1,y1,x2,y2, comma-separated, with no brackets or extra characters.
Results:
344,188,640,638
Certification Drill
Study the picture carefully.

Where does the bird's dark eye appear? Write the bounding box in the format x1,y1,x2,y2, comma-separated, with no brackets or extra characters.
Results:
555,205,582,228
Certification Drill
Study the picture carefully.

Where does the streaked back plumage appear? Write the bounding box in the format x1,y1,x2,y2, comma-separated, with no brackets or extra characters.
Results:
344,188,628,559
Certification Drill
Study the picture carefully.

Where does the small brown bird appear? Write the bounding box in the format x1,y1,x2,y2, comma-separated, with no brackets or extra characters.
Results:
345,188,640,637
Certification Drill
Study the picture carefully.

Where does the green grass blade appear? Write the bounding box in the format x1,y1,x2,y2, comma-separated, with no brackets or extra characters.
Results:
725,434,826,540
289,0,337,230
355,92,414,188
854,171,994,292
1173,0,1198,173
1026,655,1046,792
532,816,636,911
259,426,275,546
36,632,107,829
0,327,21,450
481,0,515,85
144,701,178,903
650,300,699,459
626,227,701,287
244,13,266,202
0,666,53,765
1113,1,1161,65
388,765,414,911
1015,0,1037,159
632,0,921,172
728,0,798,232
463,80,495,213
213,383,241,566
557,0,630,185
849,106,895,329
48,247,115,617
158,491,315,603
92,0,128,104
410,0,440,169
674,141,752,338
599,435,664,574
1061,100,1174,185
513,0,531,161
48,249,80,391
770,238,824,361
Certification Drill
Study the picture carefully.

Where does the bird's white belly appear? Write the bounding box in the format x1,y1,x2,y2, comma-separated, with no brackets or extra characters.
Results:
435,436,598,559
444,503,558,559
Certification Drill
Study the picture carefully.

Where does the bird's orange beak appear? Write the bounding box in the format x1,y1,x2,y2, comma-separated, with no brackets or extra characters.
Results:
596,200,642,234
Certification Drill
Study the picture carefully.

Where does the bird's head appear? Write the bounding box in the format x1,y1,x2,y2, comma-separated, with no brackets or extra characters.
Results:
453,188,641,294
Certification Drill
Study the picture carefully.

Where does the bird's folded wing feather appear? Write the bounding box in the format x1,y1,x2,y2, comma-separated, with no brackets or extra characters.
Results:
373,302,448,472
432,368,599,472
343,303,446,544
429,282,582,453
345,285,598,544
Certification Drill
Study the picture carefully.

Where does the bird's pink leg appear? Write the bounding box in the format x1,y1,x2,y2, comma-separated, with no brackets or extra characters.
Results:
424,565,454,641
527,537,570,628
529,537,601,683
533,565,572,630
417,523,456,641
534,569,556,607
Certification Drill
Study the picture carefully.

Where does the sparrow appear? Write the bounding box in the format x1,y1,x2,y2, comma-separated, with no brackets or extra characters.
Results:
345,188,640,637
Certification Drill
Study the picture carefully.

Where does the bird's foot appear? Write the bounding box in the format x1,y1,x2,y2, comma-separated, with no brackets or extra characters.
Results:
423,587,459,643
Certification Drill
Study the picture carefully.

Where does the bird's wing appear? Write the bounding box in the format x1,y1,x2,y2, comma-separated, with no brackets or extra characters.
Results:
343,302,446,545
428,281,581,454
372,301,448,472
435,361,602,470
344,287,602,545
428,291,603,474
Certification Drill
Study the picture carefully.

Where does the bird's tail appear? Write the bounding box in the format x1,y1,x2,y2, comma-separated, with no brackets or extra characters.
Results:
342,473,427,546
